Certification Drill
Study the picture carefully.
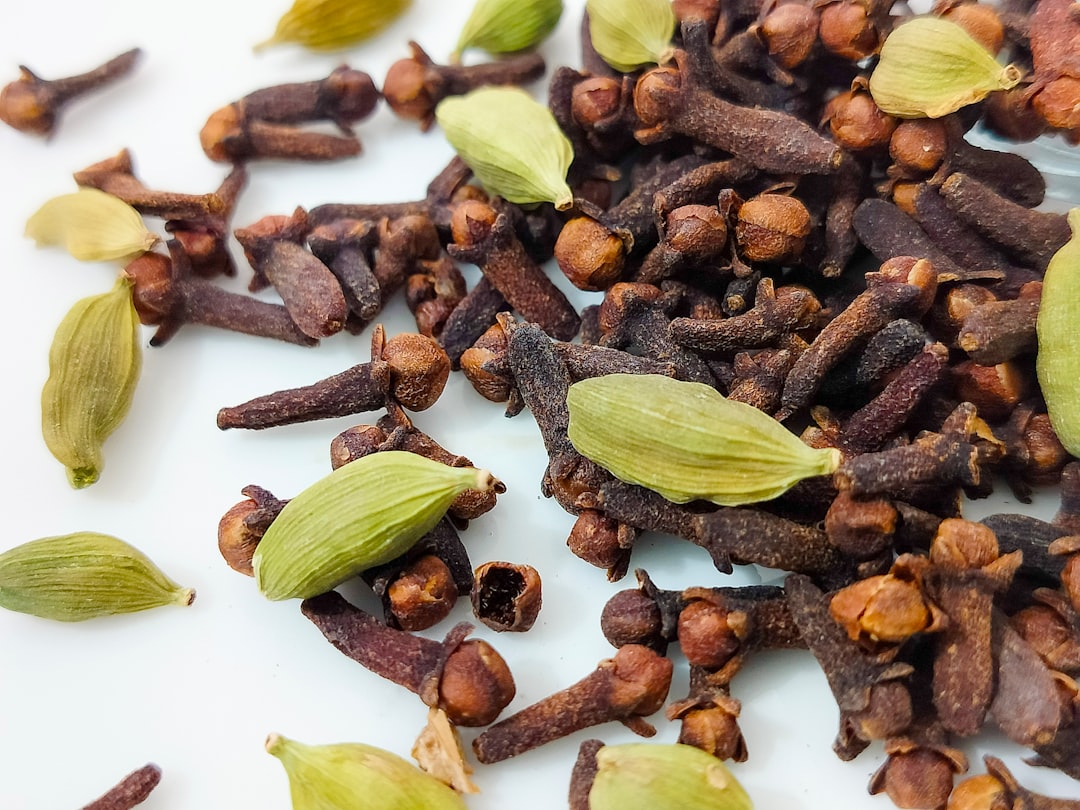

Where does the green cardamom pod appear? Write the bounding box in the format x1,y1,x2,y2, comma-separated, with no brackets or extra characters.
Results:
0,532,195,622
254,451,497,600
453,0,563,60
266,733,467,810
586,0,677,73
567,374,841,506
1037,208,1080,456
42,275,142,489
435,86,574,210
25,187,158,263
256,0,411,51
868,16,1022,118
589,743,754,810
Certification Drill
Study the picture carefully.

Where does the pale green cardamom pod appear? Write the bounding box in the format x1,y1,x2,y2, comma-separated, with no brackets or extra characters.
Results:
453,0,563,60
254,451,497,600
0,532,195,622
25,187,158,263
266,733,467,810
868,16,1022,118
256,0,411,51
567,374,841,506
589,743,754,810
1037,208,1080,456
42,275,142,489
435,86,574,210
586,0,677,73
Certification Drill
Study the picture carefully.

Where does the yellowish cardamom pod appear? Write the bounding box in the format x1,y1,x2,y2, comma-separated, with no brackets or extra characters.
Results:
254,451,498,601
567,374,841,506
453,0,563,60
586,0,677,73
0,532,195,622
42,275,142,489
257,0,411,51
25,187,158,263
435,86,574,210
589,743,754,810
868,16,1022,118
266,733,468,810
1037,208,1080,456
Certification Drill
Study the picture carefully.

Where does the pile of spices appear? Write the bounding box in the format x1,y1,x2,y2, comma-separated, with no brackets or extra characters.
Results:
4,0,1080,806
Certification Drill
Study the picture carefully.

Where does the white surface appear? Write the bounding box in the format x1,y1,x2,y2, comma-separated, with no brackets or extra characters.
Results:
0,2,1078,807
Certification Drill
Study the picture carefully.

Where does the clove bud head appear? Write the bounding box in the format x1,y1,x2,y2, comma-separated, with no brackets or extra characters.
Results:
265,733,467,810
0,74,53,135
588,743,753,810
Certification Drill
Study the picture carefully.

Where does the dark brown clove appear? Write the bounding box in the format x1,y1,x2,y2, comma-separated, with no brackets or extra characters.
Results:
79,763,161,810
165,164,248,278
666,667,748,760
471,644,673,763
301,590,515,727
383,42,545,130
633,52,844,175
956,283,1040,365
785,573,914,760
449,201,581,342
237,65,379,130
307,218,381,326
0,48,140,137
73,149,223,221
124,243,316,347
234,208,348,339
217,484,287,576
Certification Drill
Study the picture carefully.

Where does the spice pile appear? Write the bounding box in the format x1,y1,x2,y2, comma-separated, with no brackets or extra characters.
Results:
1,0,1080,807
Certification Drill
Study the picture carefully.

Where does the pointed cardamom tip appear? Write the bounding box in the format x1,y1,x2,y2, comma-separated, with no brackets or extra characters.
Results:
176,587,197,607
474,468,501,492
68,466,100,489
265,733,285,756
1001,64,1022,90
554,190,574,211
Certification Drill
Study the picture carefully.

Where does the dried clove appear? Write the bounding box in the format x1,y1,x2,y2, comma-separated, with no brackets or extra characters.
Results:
448,201,580,341
79,763,161,810
217,327,450,430
471,644,673,763
383,42,546,130
301,591,515,727
0,48,141,137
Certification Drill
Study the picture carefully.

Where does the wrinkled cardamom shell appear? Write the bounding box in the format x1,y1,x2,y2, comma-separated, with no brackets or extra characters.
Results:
868,16,1022,118
589,743,754,810
1037,208,1080,456
567,374,840,506
454,0,563,59
253,451,497,600
0,532,194,621
25,187,158,263
435,86,574,210
41,275,142,489
266,733,468,810
586,0,677,73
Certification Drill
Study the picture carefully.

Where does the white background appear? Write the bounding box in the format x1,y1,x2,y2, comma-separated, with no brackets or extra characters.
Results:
0,0,1077,807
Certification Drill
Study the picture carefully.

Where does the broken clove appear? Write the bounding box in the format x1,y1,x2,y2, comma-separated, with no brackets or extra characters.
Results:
470,561,542,632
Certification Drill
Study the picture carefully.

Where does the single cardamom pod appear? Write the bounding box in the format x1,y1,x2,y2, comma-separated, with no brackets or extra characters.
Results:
253,451,498,600
256,0,410,51
586,0,677,73
453,0,563,60
868,16,1022,118
589,743,754,810
42,275,142,488
266,733,468,810
0,532,195,621
435,86,574,210
26,187,158,263
1037,208,1080,456
566,374,841,506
